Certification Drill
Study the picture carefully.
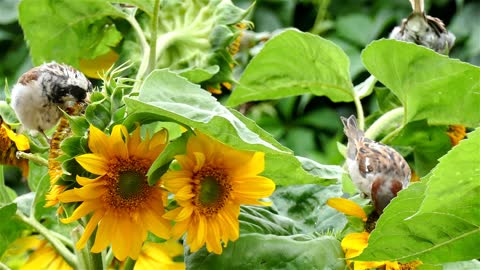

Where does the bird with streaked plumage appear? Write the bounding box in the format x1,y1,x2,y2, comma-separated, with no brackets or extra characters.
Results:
11,62,92,136
341,115,411,214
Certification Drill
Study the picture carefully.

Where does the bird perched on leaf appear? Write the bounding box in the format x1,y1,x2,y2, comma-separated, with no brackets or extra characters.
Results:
11,62,93,136
341,115,411,214
389,0,455,54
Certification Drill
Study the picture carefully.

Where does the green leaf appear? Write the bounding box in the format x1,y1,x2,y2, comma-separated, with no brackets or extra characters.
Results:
179,66,220,84
391,120,451,176
239,206,298,235
19,0,124,67
126,70,334,185
0,101,19,126
362,39,480,127
185,234,345,270
0,166,16,203
358,128,480,264
227,29,354,106
270,184,346,234
0,203,26,257
147,131,189,185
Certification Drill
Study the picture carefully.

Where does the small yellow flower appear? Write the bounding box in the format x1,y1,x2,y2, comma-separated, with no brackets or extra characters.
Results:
4,236,73,270
58,124,171,260
162,132,276,254
133,240,185,270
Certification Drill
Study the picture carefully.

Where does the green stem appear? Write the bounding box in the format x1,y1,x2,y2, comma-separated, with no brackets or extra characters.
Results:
310,0,331,35
104,248,114,270
364,107,404,141
123,257,136,270
147,0,161,75
125,11,150,89
16,152,48,167
0,261,10,270
353,92,365,131
16,211,77,268
381,125,404,144
52,230,74,249
72,226,90,270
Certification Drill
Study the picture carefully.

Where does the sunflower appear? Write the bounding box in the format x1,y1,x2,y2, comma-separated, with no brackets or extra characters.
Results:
162,132,276,254
58,124,171,260
132,240,185,270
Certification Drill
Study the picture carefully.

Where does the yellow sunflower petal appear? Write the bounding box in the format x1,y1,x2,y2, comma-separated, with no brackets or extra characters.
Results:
327,198,367,222
76,209,105,250
205,217,222,254
110,124,129,159
72,183,106,199
232,176,275,200
227,151,263,176
171,219,190,239
75,154,108,175
142,207,171,239
76,175,103,186
341,232,369,256
3,124,30,151
87,125,112,158
61,200,103,223
175,185,195,201
149,128,168,149
91,213,113,253
57,189,83,203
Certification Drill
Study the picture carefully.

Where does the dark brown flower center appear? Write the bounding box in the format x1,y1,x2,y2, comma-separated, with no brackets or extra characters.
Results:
104,158,155,210
194,166,232,216
118,171,145,200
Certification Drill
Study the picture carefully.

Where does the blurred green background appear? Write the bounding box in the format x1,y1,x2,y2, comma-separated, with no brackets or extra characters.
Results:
1,0,479,191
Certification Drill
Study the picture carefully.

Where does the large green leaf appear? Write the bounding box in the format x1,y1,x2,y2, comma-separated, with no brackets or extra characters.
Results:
19,0,124,66
270,184,346,234
362,39,480,127
185,234,345,270
125,70,336,185
227,29,354,106
357,128,480,264
0,203,26,257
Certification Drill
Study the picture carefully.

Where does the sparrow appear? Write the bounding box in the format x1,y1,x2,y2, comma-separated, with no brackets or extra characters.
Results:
341,115,411,214
11,62,93,135
389,0,455,54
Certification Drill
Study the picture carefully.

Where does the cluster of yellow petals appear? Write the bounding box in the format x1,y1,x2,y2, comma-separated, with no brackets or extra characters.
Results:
162,132,276,254
58,125,171,261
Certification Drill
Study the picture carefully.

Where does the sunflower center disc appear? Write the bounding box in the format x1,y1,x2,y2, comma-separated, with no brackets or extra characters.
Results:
118,170,145,199
199,176,222,205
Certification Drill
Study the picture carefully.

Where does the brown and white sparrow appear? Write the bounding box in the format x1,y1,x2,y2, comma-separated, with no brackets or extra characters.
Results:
11,62,92,135
389,0,455,54
341,115,411,214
